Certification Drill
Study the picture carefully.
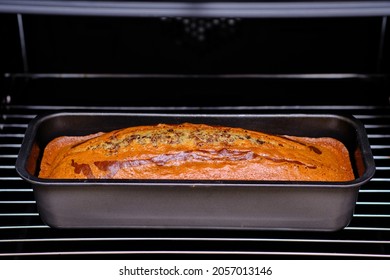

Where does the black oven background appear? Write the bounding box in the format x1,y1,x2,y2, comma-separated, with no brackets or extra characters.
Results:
0,15,389,107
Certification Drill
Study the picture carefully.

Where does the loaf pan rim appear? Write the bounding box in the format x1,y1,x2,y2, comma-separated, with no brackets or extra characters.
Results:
15,111,375,188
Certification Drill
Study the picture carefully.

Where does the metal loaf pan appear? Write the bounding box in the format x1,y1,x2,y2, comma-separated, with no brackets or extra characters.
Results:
16,113,375,231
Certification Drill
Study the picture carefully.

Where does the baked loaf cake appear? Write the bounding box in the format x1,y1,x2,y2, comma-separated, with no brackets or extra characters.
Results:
39,123,354,181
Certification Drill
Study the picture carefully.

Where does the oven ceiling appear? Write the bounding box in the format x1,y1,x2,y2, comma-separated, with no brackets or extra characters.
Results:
1,1,390,18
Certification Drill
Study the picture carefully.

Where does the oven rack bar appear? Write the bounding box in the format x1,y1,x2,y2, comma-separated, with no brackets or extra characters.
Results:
1,1,390,18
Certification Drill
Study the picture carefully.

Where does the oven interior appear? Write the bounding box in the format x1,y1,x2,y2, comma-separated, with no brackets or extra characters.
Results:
0,1,390,258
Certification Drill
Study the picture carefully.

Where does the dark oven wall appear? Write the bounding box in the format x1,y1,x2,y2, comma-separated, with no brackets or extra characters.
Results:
19,16,381,74
1,14,389,106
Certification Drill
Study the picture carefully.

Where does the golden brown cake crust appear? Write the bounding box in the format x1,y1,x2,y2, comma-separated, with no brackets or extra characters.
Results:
39,123,354,181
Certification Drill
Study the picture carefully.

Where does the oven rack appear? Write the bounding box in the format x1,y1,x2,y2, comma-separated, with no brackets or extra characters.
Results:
0,104,389,258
